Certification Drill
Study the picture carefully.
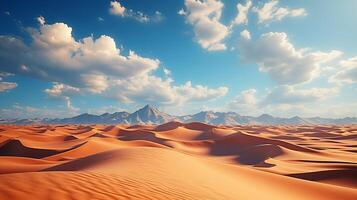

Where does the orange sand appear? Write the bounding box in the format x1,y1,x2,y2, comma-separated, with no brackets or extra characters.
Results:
0,122,356,199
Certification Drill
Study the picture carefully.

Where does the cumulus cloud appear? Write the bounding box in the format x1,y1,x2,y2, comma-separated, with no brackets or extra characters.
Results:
108,74,228,105
109,75,176,104
227,86,340,117
329,56,357,84
80,73,109,93
239,32,342,84
231,0,252,26
44,82,80,98
180,0,229,51
109,1,163,23
227,89,258,115
262,85,338,105
253,0,307,24
0,18,228,107
110,1,126,16
240,29,251,40
236,89,257,105
0,21,160,92
175,81,228,102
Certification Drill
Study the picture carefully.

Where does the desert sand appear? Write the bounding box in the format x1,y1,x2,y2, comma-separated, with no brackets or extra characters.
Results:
0,122,356,199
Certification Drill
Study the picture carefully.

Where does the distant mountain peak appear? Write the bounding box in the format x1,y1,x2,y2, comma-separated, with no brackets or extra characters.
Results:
126,104,172,124
142,104,156,110
1,105,356,125
143,104,153,109
258,114,274,119
76,113,95,117
135,104,160,115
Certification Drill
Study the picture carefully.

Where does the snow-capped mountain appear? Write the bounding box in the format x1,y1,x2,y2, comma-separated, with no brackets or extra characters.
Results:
126,105,174,124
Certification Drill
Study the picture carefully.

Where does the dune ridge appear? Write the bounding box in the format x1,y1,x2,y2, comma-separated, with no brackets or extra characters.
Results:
0,123,356,199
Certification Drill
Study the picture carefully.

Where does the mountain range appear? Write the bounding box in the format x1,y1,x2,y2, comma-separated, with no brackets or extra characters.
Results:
1,105,356,125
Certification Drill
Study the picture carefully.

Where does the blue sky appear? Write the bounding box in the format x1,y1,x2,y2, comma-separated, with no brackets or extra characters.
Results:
0,0,356,118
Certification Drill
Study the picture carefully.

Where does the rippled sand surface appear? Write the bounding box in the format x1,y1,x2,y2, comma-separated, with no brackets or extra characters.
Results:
0,122,356,199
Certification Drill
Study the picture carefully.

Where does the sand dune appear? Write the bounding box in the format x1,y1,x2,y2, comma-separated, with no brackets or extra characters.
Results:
0,123,356,199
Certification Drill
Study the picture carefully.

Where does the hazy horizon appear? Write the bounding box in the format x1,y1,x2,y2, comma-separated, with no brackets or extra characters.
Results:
2,104,357,120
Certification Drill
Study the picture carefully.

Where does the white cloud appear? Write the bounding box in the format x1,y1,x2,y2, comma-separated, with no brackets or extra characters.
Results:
262,85,338,105
80,73,109,93
44,82,80,98
0,21,160,92
231,0,252,26
290,8,307,17
253,0,307,24
329,56,357,84
180,0,229,51
110,1,126,17
175,81,228,102
239,32,342,84
0,82,17,92
36,16,45,25
64,96,79,112
109,1,163,23
238,89,257,105
240,29,251,40
163,67,172,77
227,89,258,115
108,74,228,105
227,86,341,117
178,8,186,16
109,75,177,104
0,19,227,107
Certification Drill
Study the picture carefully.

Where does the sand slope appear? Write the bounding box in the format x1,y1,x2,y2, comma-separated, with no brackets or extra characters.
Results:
0,123,356,199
